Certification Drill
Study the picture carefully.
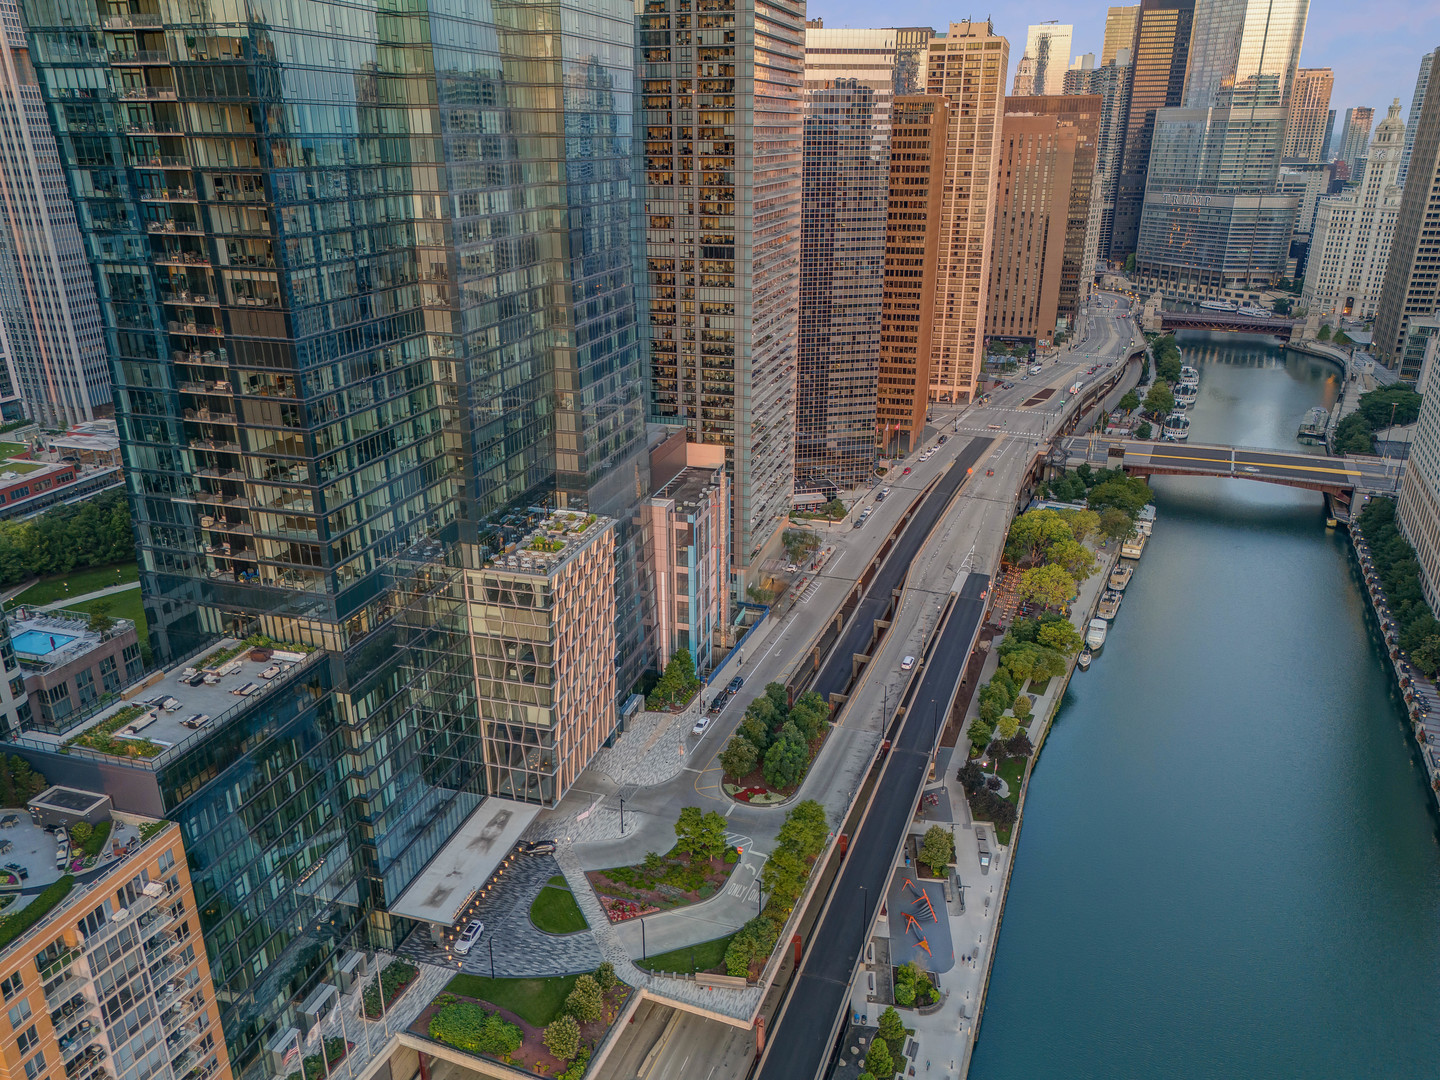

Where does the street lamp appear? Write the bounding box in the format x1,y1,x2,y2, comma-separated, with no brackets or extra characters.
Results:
619,795,624,834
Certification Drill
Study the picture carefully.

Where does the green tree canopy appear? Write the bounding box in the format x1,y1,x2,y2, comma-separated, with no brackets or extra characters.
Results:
565,975,603,1023
877,1005,906,1042
996,714,1021,741
1317,323,1332,341
674,806,728,861
1045,537,1098,580
543,1015,581,1060
719,737,758,779
1118,389,1141,412
1056,508,1100,543
919,826,954,871
1017,563,1076,609
1088,475,1153,519
1037,618,1083,655
1098,507,1137,541
1143,381,1176,417
1357,385,1423,429
1004,509,1076,566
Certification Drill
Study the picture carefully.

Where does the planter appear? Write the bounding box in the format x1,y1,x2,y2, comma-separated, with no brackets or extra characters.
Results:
249,648,272,662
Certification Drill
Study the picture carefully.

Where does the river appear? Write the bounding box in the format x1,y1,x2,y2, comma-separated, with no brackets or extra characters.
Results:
969,332,1440,1078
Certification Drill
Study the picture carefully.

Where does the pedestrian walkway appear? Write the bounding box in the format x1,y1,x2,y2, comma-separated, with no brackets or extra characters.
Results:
33,580,140,612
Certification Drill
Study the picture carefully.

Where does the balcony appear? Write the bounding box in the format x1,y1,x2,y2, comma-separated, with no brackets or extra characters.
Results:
148,221,203,235
39,946,84,986
104,14,162,27
138,188,197,202
135,154,190,168
110,49,170,64
167,321,223,338
164,294,217,308
118,86,177,100
80,885,168,953
154,253,210,268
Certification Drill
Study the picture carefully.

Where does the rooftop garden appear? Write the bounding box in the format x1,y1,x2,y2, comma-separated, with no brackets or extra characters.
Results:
201,633,316,670
586,807,740,921
62,704,162,758
0,875,74,951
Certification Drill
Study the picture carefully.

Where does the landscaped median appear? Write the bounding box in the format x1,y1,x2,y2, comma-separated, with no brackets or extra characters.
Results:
717,684,832,802
529,875,588,935
586,807,739,922
414,965,628,1080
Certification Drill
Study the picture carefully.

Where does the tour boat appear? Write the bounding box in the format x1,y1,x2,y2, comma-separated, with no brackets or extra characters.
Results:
1077,648,1092,670
1163,413,1190,441
1109,564,1135,590
1178,365,1200,386
1120,533,1148,560
1096,590,1122,620
1238,304,1271,318
1199,298,1238,312
1085,618,1109,649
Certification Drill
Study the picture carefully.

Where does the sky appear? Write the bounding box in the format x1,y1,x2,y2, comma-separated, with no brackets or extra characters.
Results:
806,1,1440,125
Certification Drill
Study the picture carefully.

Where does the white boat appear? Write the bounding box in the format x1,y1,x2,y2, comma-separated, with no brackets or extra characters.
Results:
1178,366,1199,387
1163,413,1190,441
1077,648,1092,670
1199,298,1238,312
1085,618,1109,649
1238,304,1271,318
1121,533,1148,560
1109,563,1135,590
1096,590,1122,620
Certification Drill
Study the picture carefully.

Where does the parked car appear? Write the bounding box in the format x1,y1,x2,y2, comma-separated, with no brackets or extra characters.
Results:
784,562,799,573
692,716,711,736
937,435,948,445
516,839,556,856
878,487,891,501
454,919,484,955
901,655,916,671
728,676,744,693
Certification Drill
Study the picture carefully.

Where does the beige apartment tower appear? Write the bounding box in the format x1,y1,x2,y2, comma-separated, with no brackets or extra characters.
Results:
923,22,1010,403
878,97,949,455
986,96,1102,344
1285,68,1335,161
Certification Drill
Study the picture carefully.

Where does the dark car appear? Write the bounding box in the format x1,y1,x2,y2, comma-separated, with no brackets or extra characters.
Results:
516,839,557,856
728,676,745,693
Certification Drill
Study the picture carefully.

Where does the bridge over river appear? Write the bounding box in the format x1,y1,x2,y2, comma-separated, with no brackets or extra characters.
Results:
1059,436,1400,515
1158,310,1302,339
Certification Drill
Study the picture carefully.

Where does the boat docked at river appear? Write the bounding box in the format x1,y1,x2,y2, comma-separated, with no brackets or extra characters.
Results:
1085,618,1109,649
1109,563,1135,590
1163,413,1191,440
1178,365,1199,387
1096,590,1122,620
1298,406,1329,443
1121,533,1148,560
1137,504,1157,536
1199,298,1238,312
1077,647,1092,670
1173,383,1198,407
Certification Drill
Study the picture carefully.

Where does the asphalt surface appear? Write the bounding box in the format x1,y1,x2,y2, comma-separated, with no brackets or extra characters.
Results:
754,572,992,1080
810,437,994,703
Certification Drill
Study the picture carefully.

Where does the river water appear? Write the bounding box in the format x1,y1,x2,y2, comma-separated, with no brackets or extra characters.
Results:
969,333,1440,1078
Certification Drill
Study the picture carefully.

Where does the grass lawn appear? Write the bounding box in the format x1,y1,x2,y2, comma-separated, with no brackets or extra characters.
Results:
529,884,587,935
1027,675,1052,696
0,442,28,460
546,874,567,887
63,589,147,639
995,756,1028,845
0,461,44,474
443,973,578,1028
635,932,735,974
11,564,138,607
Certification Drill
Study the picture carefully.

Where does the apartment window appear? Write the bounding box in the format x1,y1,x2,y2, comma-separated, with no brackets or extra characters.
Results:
8,999,30,1028
15,1025,37,1054
22,1050,44,1080
0,972,22,1000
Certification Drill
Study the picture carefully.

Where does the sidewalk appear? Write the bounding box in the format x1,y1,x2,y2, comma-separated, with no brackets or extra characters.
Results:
34,580,140,612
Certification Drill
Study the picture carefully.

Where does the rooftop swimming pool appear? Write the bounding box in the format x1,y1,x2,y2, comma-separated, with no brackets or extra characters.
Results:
12,630,76,655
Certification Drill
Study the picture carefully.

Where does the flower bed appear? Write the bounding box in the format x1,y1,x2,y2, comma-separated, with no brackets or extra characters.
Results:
600,896,658,922
586,847,739,923
62,705,161,758
723,783,786,805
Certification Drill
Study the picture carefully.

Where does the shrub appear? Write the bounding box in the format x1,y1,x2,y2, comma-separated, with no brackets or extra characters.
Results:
429,1001,522,1057
543,1014,581,1060
593,961,617,992
565,975,603,1023
724,913,780,977
893,961,937,1009
362,959,419,1019
0,876,73,950
864,1038,894,1077
877,1005,906,1042
556,1046,592,1080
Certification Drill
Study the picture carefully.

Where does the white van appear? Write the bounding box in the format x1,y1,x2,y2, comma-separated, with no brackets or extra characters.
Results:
454,919,484,955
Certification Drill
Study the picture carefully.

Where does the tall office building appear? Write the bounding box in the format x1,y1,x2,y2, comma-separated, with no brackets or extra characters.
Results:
1070,53,1134,260
1134,0,1309,297
1063,54,1096,96
18,0,652,1074
640,0,805,585
1321,108,1337,159
986,95,1102,344
1019,23,1073,97
1111,0,1196,256
0,0,109,428
1375,51,1440,372
796,28,897,487
1102,6,1141,66
1302,101,1406,322
877,97,948,456
1012,57,1038,98
1284,68,1334,162
1401,50,1435,188
923,21,1009,404
893,27,936,95
1337,105,1375,179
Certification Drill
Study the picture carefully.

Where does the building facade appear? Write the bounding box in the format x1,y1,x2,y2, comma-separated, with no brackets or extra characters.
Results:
1134,0,1309,298
640,0,805,586
1102,6,1141,67
923,22,1009,404
877,96,947,456
796,28,897,487
0,0,110,428
1401,50,1435,188
0,816,233,1080
1070,54,1133,261
1111,0,1196,257
1302,101,1406,322
1375,59,1440,371
1337,105,1375,180
1399,383,1440,611
1019,23,1073,97
1284,68,1334,162
8,609,143,733
986,96,1101,344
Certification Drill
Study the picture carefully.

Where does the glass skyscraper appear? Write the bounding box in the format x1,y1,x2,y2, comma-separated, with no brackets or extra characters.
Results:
14,0,650,1074
1134,0,1309,297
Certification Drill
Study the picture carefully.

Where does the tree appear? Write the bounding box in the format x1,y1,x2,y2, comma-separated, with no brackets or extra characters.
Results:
1088,476,1152,519
778,799,829,859
1004,509,1075,566
967,718,994,749
1012,693,1032,719
996,714,1021,741
1124,252,1136,274
877,1005,906,1043
1045,538,1098,580
761,726,808,790
1037,618,1083,655
593,961,617,991
719,736,758,779
1143,381,1176,418
675,806,727,861
544,1015,581,1060
1135,420,1153,439
1017,563,1077,609
647,649,700,709
1118,389,1140,413
1333,414,1374,454
1317,322,1332,341
87,600,115,636
863,1038,894,1078
1056,508,1099,543
1357,385,1423,429
765,682,789,714
919,826,954,872
565,975,603,1023
1098,506,1136,541
70,821,92,846
737,713,771,754
1334,329,1353,346
1006,732,1035,758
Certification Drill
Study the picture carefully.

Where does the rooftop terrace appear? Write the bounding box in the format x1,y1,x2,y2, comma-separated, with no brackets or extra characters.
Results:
483,509,611,577
11,609,134,674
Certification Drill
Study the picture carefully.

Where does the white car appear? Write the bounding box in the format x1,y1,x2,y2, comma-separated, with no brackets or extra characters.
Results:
1242,465,1260,473
901,655,916,671
784,562,799,574
692,716,711,736
454,919,484,955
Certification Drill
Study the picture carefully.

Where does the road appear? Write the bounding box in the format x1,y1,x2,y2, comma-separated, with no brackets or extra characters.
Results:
1061,436,1402,492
